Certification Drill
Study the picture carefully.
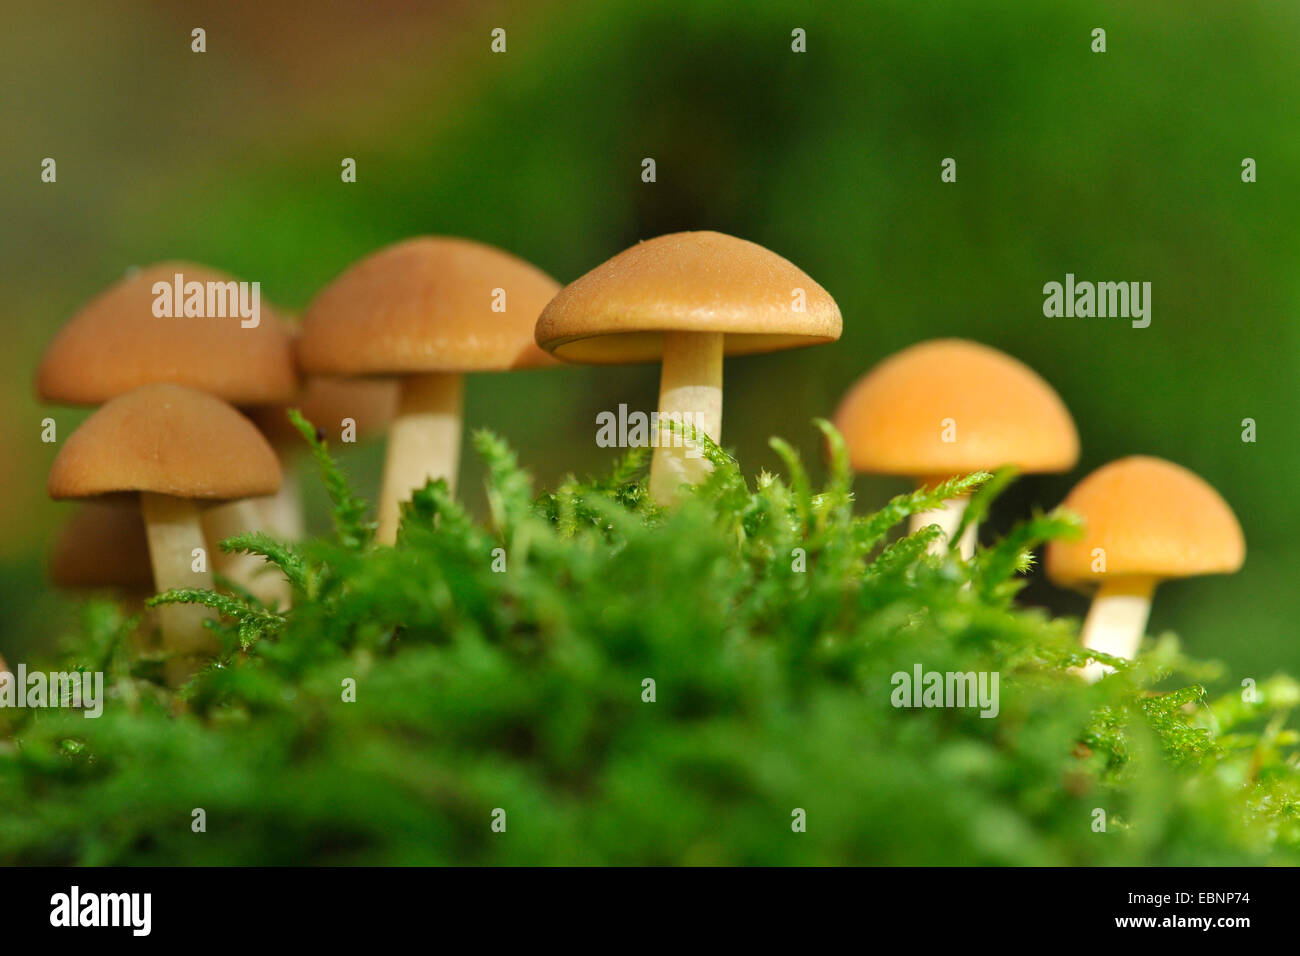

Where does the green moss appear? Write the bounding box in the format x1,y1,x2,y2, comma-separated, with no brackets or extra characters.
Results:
1,420,1296,865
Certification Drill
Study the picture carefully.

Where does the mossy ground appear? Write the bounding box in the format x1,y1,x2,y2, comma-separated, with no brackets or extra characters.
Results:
1,417,1297,865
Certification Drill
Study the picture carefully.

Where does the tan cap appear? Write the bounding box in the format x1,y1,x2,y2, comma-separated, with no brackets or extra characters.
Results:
49,502,154,590
1046,456,1245,588
247,376,399,446
49,383,282,502
832,339,1079,479
298,237,560,376
36,262,298,406
534,231,842,364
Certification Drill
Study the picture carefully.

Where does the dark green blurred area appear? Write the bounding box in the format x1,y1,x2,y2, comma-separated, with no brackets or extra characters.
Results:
2,0,1296,680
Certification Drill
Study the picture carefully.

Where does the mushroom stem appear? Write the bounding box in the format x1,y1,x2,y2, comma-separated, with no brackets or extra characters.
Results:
202,499,292,608
377,371,464,545
260,458,304,541
648,331,723,505
908,495,976,559
140,492,217,680
1076,577,1156,682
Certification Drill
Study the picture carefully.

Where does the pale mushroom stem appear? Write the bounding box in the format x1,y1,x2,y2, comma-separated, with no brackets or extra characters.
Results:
140,492,217,683
377,371,464,545
1076,577,1157,683
202,499,292,608
648,331,723,505
260,457,305,542
908,495,976,559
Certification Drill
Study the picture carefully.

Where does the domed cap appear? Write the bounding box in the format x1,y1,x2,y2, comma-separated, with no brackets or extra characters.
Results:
36,262,298,406
248,376,399,446
49,502,154,590
832,339,1079,479
49,384,282,502
534,231,841,364
1046,456,1245,588
298,237,561,376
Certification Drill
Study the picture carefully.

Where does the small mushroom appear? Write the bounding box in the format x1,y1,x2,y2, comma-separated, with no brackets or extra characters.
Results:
50,501,154,591
832,339,1078,557
35,262,298,604
50,502,157,649
245,375,398,540
1046,456,1245,682
299,237,560,544
48,384,282,681
534,231,841,504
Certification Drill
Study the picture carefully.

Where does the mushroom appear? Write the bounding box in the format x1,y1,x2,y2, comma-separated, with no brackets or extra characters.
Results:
50,502,157,649
50,501,154,592
832,339,1078,558
1046,456,1245,682
298,237,560,544
35,261,296,406
48,384,282,681
534,231,841,504
245,375,398,540
35,261,298,603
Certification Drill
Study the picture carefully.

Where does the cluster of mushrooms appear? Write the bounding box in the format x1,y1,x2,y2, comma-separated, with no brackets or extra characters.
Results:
37,231,1244,684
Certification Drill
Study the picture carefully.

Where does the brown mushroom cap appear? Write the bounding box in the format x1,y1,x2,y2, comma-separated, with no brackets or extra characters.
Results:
534,231,842,364
1046,456,1245,589
832,339,1079,478
49,384,282,501
246,376,399,447
36,262,298,406
298,237,561,376
49,502,154,590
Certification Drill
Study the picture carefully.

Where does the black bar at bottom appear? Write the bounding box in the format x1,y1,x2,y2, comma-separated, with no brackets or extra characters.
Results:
0,865,1279,941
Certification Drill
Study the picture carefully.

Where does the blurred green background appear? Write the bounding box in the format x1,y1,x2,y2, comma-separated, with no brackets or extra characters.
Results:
2,0,1296,682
